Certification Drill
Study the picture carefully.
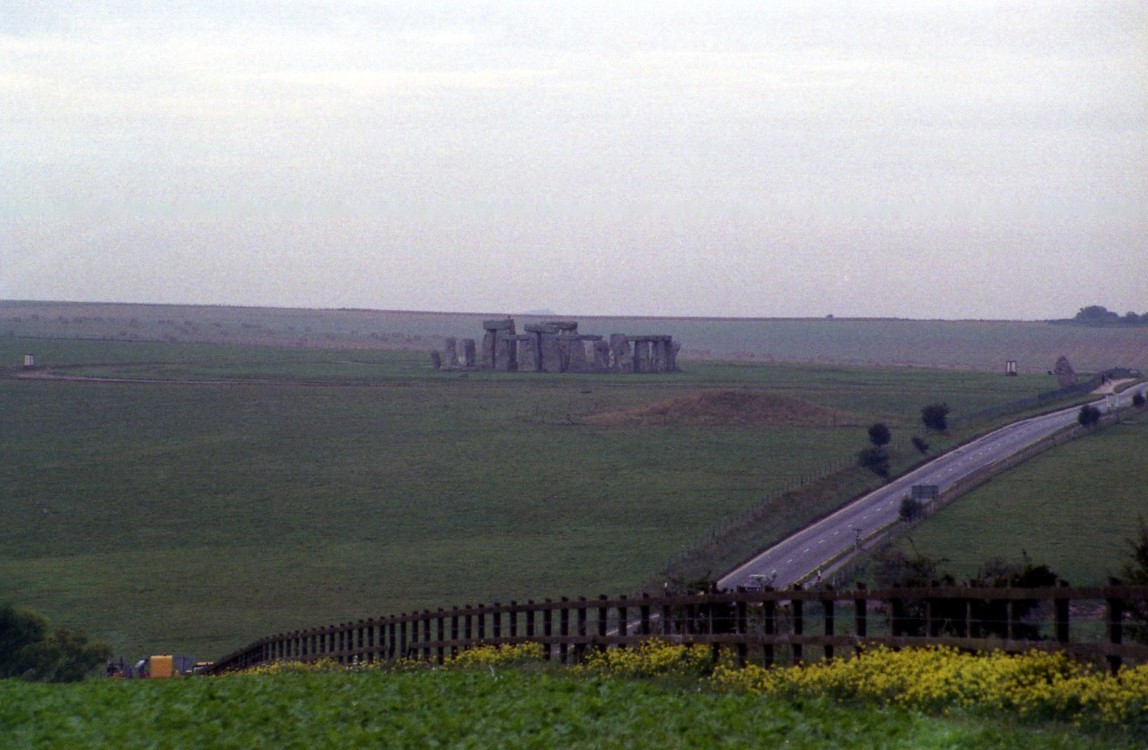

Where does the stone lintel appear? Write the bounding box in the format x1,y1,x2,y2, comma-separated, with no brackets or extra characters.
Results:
483,318,516,331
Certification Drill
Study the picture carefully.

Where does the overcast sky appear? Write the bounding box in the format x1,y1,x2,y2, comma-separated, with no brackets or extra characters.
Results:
2,2,1145,319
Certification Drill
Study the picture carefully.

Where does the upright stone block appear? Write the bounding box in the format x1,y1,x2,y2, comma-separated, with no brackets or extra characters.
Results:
495,334,519,371
481,331,496,368
610,334,631,372
1053,355,1077,388
634,339,652,372
593,339,611,371
539,332,563,372
563,336,588,371
461,338,476,368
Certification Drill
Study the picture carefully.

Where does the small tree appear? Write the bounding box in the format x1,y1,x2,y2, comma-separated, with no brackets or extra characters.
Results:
921,402,950,432
867,423,891,447
911,436,930,454
857,446,890,477
1077,403,1101,428
899,497,924,522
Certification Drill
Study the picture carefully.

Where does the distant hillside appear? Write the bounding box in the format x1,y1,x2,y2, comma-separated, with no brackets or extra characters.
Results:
2,300,1146,372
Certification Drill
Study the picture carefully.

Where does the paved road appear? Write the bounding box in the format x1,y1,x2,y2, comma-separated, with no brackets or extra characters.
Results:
718,382,1148,591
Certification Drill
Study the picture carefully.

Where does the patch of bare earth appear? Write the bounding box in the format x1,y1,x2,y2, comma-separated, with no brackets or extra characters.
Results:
582,389,854,427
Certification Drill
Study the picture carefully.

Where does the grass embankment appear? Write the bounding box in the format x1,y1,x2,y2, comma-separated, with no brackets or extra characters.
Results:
3,644,1144,748
0,338,1114,661
869,407,1148,585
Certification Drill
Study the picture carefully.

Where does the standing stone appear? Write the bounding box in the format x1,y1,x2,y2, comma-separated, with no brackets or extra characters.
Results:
593,339,611,371
481,331,496,368
539,332,563,372
516,335,538,371
443,337,458,369
563,337,588,371
1053,355,1077,388
633,339,652,372
482,319,515,368
652,337,669,372
495,335,518,371
461,339,476,368
610,334,631,372
430,350,442,370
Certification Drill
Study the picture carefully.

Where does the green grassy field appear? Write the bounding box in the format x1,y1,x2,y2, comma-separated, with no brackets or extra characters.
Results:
1,668,1139,749
0,336,1136,663
867,408,1148,586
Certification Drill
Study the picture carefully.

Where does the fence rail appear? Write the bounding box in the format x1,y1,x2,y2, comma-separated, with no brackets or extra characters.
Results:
208,585,1148,675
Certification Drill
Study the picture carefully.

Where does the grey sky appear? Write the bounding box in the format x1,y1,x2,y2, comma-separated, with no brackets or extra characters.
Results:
2,1,1145,319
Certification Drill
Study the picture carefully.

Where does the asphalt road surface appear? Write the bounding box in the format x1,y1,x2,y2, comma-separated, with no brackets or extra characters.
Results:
718,382,1148,591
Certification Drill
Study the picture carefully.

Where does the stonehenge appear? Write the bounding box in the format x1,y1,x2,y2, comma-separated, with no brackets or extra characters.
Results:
433,318,679,373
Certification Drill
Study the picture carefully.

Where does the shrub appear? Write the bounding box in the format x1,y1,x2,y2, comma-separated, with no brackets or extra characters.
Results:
899,497,924,522
1078,404,1101,427
921,403,950,432
867,423,891,447
573,639,712,680
857,446,890,477
0,605,110,683
710,646,1148,729
911,436,930,453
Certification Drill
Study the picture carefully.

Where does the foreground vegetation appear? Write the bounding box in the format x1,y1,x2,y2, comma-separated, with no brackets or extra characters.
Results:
2,644,1143,748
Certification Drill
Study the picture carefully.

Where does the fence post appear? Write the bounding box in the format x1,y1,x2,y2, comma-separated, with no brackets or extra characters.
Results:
526,600,536,642
436,609,445,665
854,584,867,656
560,598,570,664
597,595,608,652
640,593,651,636
476,603,485,642
792,586,804,664
1054,582,1070,644
576,598,588,662
823,592,835,661
492,602,502,642
450,607,460,659
618,595,629,647
763,595,776,668
422,611,432,662
542,599,553,661
735,589,748,668
1107,595,1125,674
465,605,474,647
509,601,519,640
399,617,407,660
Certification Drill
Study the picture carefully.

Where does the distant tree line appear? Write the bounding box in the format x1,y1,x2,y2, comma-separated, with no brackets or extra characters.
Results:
1054,305,1148,327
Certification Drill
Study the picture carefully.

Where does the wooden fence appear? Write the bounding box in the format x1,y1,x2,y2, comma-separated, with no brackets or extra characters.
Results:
208,585,1148,675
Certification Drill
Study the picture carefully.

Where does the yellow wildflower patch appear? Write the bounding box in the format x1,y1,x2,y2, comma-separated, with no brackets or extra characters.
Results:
710,646,1148,728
